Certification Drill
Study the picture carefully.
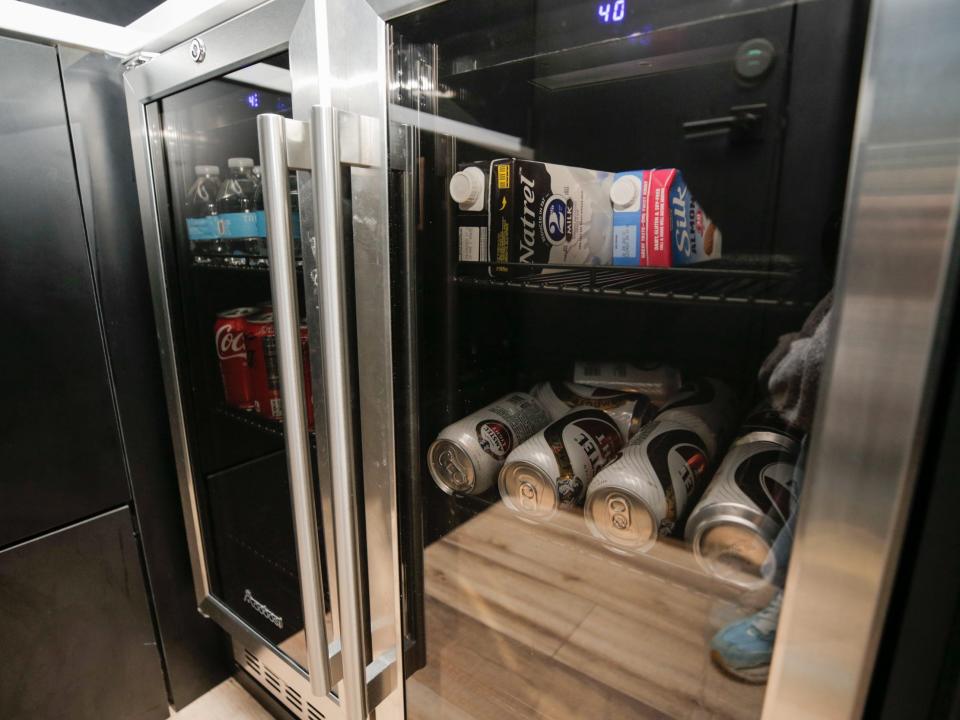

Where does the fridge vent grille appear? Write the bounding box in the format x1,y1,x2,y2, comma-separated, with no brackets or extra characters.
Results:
243,649,261,675
263,667,282,693
285,686,303,711
234,642,330,720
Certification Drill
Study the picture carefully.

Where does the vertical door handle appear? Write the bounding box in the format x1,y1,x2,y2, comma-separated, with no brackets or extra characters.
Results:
311,104,375,720
257,113,332,698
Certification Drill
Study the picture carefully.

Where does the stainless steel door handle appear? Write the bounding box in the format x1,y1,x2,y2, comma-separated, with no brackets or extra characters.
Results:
257,113,332,698
311,104,374,720
310,104,368,720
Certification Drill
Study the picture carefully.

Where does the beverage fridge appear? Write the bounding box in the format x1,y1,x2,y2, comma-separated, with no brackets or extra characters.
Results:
122,0,960,718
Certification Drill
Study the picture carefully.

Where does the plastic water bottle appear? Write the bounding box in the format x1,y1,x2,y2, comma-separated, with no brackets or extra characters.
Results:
216,157,258,256
185,165,221,256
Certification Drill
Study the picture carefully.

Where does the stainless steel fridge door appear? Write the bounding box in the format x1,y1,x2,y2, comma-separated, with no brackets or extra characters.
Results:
123,1,405,718
377,0,960,719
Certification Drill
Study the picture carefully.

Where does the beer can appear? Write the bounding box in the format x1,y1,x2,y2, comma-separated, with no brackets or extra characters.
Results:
655,378,738,460
584,419,710,553
246,312,282,421
499,408,623,522
685,423,800,588
214,307,258,410
300,321,314,430
427,392,550,496
530,381,656,440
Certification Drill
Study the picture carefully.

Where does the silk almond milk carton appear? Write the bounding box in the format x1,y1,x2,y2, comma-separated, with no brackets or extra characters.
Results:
489,159,613,276
611,168,722,267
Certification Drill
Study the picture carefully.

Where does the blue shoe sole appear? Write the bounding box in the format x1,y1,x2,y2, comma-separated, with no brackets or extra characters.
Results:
710,650,769,684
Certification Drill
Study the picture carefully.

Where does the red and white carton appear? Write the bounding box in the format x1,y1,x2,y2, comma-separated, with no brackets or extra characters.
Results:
611,168,721,267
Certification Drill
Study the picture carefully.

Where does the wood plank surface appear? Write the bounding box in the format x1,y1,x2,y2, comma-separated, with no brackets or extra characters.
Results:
408,503,768,720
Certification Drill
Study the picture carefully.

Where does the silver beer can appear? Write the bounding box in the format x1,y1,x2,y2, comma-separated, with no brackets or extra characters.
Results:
530,380,656,440
498,408,623,522
685,425,800,588
572,361,682,403
655,378,738,460
427,392,550,496
584,418,710,553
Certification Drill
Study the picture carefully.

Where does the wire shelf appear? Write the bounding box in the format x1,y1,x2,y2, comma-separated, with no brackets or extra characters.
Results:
215,404,316,439
455,260,814,308
192,255,303,271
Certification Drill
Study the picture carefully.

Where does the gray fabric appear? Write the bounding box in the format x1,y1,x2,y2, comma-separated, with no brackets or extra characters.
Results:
759,292,833,434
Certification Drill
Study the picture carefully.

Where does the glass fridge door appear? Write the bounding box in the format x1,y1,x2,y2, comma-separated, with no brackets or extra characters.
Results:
125,3,343,708
382,0,903,718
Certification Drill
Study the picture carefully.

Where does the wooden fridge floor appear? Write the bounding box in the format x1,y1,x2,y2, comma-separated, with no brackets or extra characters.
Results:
406,502,769,720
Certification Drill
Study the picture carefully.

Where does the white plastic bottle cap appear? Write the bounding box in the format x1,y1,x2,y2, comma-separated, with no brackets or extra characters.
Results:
610,175,642,208
449,166,485,210
252,165,262,176
228,157,255,168
195,165,220,176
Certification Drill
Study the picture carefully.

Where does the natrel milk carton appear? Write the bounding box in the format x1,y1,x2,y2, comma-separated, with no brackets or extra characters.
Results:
489,159,614,275
449,161,490,266
611,168,721,267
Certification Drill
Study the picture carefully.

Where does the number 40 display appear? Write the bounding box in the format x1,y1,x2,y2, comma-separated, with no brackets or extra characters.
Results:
598,0,625,23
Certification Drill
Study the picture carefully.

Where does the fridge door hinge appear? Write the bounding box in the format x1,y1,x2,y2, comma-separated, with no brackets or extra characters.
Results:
123,52,159,70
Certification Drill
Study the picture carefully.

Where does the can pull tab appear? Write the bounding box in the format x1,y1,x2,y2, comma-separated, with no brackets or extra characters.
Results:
519,481,539,512
607,494,631,531
439,448,467,489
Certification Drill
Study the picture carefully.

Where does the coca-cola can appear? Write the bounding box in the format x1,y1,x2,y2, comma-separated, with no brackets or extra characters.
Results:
685,414,801,588
427,392,551,496
214,307,258,410
499,408,623,522
530,381,656,440
584,418,710,553
655,378,739,460
246,312,282,421
300,321,314,430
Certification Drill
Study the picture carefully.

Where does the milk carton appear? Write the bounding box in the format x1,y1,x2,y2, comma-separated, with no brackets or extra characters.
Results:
489,159,613,275
449,161,490,265
611,168,721,267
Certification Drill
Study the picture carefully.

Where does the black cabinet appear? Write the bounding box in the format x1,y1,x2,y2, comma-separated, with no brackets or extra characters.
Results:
0,508,169,720
0,36,127,548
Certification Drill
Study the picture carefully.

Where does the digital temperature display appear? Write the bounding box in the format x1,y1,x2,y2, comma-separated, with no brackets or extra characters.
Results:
597,0,626,24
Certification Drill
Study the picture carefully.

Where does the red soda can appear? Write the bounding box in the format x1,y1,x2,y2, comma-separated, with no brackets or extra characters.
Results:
214,307,258,410
300,321,315,430
246,312,283,420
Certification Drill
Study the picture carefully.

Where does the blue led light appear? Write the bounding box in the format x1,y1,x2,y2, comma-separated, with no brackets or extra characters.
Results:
597,0,626,23
246,92,260,109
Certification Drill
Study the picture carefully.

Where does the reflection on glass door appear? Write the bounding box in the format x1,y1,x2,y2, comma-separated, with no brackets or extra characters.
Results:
151,53,322,670
388,0,865,717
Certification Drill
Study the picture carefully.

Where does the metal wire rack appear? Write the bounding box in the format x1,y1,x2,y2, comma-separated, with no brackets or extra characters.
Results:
454,259,815,308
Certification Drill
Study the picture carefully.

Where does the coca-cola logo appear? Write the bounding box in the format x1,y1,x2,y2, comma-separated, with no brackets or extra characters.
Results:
216,323,246,360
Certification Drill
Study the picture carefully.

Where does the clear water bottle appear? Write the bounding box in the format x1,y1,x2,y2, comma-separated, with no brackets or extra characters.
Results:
216,157,258,256
185,165,220,256
251,172,267,259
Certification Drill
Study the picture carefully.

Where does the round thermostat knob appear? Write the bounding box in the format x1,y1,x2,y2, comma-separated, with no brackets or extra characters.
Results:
735,38,775,81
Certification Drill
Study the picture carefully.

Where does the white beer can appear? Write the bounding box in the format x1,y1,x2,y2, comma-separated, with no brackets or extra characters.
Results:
498,408,623,522
530,380,656,440
584,419,710,553
655,378,739,459
427,392,550,496
685,425,800,588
